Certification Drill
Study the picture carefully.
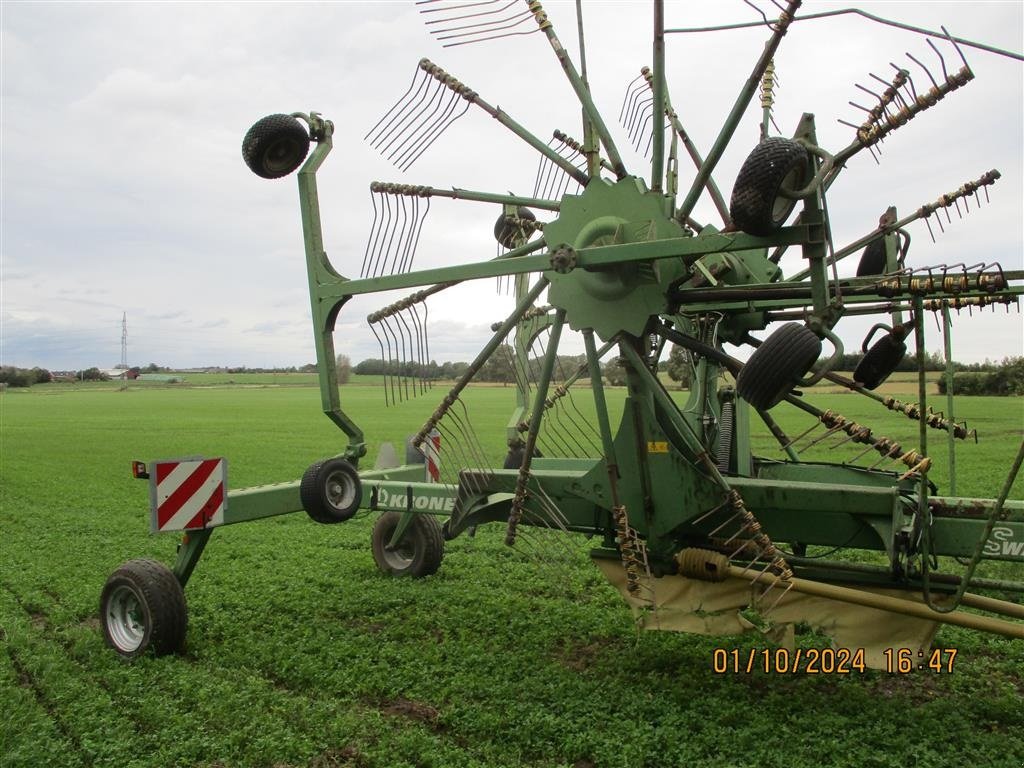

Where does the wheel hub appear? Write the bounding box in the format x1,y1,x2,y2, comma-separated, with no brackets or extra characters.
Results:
544,178,687,339
106,584,145,652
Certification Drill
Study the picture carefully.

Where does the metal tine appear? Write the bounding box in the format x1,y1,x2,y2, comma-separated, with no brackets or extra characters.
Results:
803,423,848,450
405,195,431,274
723,520,759,551
924,216,936,243
401,95,471,171
454,397,495,480
847,441,878,465
537,146,563,201
435,417,473,487
906,51,940,90
409,305,428,396
637,108,658,157
620,73,647,124
374,314,392,404
552,372,602,456
445,423,488,496
384,79,449,164
742,0,774,30
628,96,654,151
421,0,517,24
532,139,554,198
386,195,411,276
510,525,577,581
379,318,400,405
361,190,385,278
557,352,604,453
416,0,497,11
406,305,426,395
707,511,744,538
442,407,489,493
394,89,462,171
897,62,920,103
393,313,411,403
436,25,539,49
941,24,972,72
869,71,909,111
396,195,420,275
782,420,822,450
381,316,406,403
369,324,391,407
364,66,425,143
419,301,433,392
379,194,406,277
830,426,871,450
361,192,382,278
623,86,651,139
368,70,434,152
395,309,419,399
868,444,901,471
926,37,949,82
543,386,583,458
430,6,529,37
417,0,539,49
733,544,766,572
690,496,732,527
762,577,795,614
622,84,651,139
527,333,577,459
366,193,394,278
450,405,493,489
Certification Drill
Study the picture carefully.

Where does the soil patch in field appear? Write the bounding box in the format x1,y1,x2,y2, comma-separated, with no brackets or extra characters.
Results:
380,697,442,731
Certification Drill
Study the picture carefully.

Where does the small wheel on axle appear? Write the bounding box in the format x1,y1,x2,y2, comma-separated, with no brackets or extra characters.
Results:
371,511,444,578
100,559,187,659
736,322,822,410
729,137,809,236
242,114,310,179
301,458,362,524
854,333,907,390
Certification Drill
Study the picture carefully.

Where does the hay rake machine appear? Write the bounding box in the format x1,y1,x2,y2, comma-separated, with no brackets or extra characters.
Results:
102,1,1024,668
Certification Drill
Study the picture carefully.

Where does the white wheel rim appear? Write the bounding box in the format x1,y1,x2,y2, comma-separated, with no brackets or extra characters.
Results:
106,584,145,652
382,533,416,569
325,469,356,511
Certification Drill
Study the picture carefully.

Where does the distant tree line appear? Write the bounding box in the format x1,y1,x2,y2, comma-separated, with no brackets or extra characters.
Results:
0,367,54,387
835,349,949,373
5,354,1016,393
937,357,1024,396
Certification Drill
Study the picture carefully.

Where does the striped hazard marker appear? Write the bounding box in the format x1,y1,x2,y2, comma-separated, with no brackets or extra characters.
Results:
423,429,441,482
150,458,227,533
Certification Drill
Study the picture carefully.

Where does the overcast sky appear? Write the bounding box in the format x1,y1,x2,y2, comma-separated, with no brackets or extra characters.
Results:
2,0,1022,371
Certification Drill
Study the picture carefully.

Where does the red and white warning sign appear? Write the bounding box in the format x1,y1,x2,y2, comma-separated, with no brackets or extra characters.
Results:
424,429,441,483
149,457,227,533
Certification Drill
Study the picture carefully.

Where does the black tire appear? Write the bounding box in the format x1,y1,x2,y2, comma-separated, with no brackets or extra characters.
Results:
730,138,809,236
371,512,444,578
300,458,362,524
502,449,522,470
242,114,310,179
405,436,426,466
856,238,887,277
737,323,822,410
493,207,536,248
502,444,543,469
854,333,907,390
100,559,187,659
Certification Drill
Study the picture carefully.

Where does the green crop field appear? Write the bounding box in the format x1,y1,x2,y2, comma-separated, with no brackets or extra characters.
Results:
1,379,1022,768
